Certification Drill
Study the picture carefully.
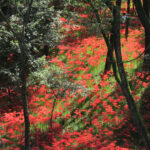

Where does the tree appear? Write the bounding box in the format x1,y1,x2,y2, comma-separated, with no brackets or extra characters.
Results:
125,0,130,40
0,0,62,149
88,0,150,149
133,0,150,70
112,1,150,149
87,0,114,74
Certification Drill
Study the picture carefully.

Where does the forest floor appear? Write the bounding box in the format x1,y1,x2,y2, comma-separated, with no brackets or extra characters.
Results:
0,7,150,150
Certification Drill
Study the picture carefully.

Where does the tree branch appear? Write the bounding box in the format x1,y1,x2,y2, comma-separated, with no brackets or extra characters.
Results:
88,0,111,50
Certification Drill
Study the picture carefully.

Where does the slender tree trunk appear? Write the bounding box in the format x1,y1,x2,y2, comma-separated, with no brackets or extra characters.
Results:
50,97,57,128
132,0,137,15
20,70,30,150
19,42,30,150
88,0,114,74
113,1,150,149
125,0,130,40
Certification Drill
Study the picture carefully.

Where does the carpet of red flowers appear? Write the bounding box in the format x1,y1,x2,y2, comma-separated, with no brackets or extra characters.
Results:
0,6,150,150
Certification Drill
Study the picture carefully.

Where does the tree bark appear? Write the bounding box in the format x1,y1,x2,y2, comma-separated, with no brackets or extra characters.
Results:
113,1,150,149
143,0,150,18
50,97,57,128
104,46,113,73
104,25,114,74
19,41,30,150
133,0,150,33
20,71,30,150
125,0,130,40
143,0,150,70
133,0,150,70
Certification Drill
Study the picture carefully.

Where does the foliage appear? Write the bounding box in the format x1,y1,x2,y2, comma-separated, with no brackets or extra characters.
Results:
0,0,63,89
0,0,150,150
28,56,90,97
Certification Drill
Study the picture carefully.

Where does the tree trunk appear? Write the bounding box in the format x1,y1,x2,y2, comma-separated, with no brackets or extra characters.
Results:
133,0,150,32
50,97,57,128
104,49,113,74
143,0,150,71
19,41,30,150
104,25,114,74
113,1,150,149
125,0,130,40
133,0,150,71
143,0,150,18
88,0,114,74
20,70,30,150
143,28,150,71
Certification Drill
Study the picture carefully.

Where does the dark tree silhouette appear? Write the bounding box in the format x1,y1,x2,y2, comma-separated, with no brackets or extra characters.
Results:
133,0,150,70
